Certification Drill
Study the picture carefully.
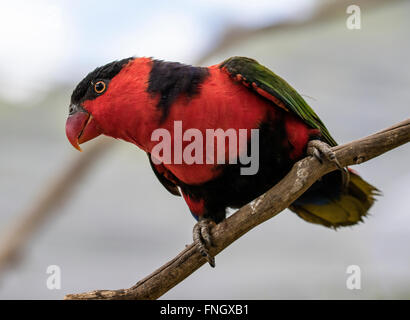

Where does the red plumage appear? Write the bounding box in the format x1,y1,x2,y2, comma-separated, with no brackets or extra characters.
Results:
66,56,377,227
81,58,311,186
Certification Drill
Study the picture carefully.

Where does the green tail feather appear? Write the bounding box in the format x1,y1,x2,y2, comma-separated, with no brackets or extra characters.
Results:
290,172,380,228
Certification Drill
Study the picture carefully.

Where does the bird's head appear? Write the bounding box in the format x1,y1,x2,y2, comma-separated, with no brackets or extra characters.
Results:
65,57,137,151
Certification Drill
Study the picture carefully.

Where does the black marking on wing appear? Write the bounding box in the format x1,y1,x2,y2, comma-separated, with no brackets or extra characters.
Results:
147,153,181,197
147,60,209,122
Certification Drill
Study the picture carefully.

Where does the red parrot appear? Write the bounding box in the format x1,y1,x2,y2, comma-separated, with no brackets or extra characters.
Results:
66,56,378,267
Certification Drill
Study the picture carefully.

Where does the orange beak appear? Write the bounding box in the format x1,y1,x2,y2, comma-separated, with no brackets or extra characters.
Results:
65,109,102,151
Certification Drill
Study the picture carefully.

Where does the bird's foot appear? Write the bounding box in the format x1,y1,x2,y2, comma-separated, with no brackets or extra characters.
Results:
307,140,341,168
307,139,350,188
193,218,216,268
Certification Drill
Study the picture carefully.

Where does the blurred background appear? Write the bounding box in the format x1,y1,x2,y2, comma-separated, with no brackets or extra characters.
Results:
0,0,409,299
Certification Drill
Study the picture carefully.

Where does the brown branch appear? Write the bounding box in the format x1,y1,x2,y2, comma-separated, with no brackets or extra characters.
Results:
65,119,410,300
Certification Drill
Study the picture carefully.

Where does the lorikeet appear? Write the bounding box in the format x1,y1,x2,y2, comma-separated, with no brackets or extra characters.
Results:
66,56,378,267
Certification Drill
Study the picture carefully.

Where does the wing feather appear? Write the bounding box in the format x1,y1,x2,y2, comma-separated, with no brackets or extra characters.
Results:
220,56,337,146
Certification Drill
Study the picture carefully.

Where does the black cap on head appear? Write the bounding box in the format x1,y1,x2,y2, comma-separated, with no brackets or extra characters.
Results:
71,57,134,105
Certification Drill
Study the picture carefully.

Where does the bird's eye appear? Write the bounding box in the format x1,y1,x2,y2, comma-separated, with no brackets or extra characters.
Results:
94,81,106,94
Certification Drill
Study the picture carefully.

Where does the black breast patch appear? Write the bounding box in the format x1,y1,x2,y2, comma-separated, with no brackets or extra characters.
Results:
147,60,209,121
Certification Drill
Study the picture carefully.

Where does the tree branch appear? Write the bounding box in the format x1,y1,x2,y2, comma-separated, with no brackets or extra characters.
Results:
65,118,410,300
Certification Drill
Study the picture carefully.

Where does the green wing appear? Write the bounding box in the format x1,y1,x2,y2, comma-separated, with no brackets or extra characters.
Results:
220,56,337,146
